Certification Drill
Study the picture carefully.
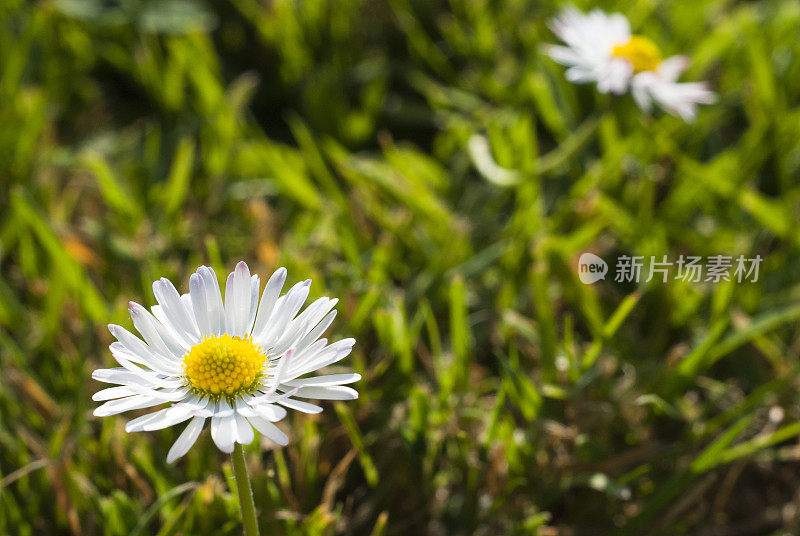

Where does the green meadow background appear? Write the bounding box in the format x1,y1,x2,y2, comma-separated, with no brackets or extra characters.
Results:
2,0,800,534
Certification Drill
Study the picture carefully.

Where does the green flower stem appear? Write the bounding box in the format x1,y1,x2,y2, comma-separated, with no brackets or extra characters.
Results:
231,443,260,536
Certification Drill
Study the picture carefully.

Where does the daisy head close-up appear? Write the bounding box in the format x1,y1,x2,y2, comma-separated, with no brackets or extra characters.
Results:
543,6,716,121
92,262,358,462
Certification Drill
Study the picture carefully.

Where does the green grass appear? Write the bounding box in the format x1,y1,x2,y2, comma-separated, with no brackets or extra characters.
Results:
2,0,800,534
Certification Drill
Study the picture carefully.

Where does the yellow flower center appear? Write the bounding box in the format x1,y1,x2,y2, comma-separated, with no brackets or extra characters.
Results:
182,335,266,398
612,35,662,73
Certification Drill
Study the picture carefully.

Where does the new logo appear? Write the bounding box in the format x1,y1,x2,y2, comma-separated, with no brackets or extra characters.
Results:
578,253,608,284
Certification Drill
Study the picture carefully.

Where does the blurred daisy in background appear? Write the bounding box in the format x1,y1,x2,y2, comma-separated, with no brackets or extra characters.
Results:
92,262,358,462
543,7,716,121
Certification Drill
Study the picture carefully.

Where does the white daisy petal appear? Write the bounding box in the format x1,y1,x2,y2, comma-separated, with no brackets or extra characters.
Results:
269,319,312,358
153,278,199,341
126,408,170,432
223,272,237,335
107,350,172,385
235,413,255,445
292,297,335,331
106,350,182,388
282,373,362,388
128,302,189,360
247,416,289,445
93,395,165,417
656,55,689,83
282,338,328,376
277,398,323,414
167,416,206,463
258,280,311,348
141,405,194,431
542,44,582,66
254,403,287,422
109,341,179,377
251,386,300,404
125,403,193,432
176,398,214,419
291,385,359,400
150,303,196,350
216,398,235,418
189,272,212,336
232,264,252,333
92,367,150,386
597,58,632,95
263,348,292,396
564,66,596,84
247,274,260,335
251,267,287,339
180,293,199,333
198,266,225,336
631,74,654,112
224,261,252,337
96,368,182,390
211,413,236,453
92,385,138,401
129,387,189,402
108,324,171,365
632,72,716,121
240,397,288,421
281,298,338,355
286,338,356,379
296,310,337,352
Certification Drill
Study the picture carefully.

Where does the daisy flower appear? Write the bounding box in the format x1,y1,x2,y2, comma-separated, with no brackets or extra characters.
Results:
543,7,716,121
92,262,359,463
